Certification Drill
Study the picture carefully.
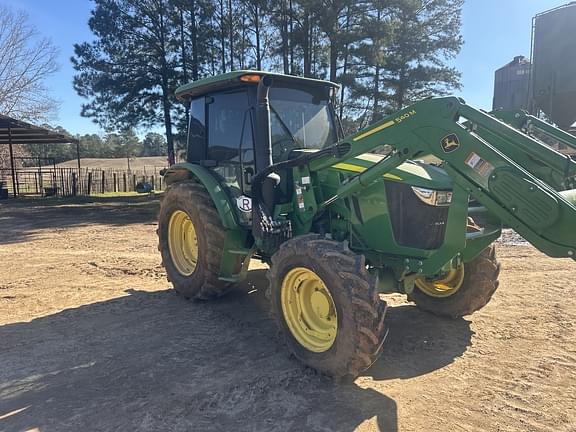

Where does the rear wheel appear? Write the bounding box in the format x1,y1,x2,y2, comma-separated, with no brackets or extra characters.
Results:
268,235,388,378
409,244,500,318
158,181,231,300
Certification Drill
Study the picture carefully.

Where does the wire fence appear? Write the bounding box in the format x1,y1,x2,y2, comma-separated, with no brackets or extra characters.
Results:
0,166,166,198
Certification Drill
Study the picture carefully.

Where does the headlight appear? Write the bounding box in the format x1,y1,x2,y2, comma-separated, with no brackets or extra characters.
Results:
411,187,452,206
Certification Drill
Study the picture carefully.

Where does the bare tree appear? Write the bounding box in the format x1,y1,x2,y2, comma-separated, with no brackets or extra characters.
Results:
0,145,27,170
0,5,59,121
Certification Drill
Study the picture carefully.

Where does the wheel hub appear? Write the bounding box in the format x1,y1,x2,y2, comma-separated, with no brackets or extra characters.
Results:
168,210,199,276
281,267,337,352
415,265,465,298
310,290,331,318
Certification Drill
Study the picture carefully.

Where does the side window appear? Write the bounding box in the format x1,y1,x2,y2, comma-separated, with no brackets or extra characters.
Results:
187,97,206,162
206,90,255,197
207,91,249,162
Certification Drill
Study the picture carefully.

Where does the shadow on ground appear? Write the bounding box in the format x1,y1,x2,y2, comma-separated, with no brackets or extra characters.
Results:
0,195,160,245
0,269,472,432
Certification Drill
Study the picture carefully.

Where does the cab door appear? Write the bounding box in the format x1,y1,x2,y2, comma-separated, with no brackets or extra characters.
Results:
205,89,255,197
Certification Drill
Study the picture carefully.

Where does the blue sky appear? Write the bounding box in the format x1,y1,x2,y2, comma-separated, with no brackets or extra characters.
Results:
3,0,571,135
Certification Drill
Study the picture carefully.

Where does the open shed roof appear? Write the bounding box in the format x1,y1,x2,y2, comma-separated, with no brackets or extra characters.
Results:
0,114,78,145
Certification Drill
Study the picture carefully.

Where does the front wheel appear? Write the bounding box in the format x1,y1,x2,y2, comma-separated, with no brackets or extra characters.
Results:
409,244,501,318
268,235,388,378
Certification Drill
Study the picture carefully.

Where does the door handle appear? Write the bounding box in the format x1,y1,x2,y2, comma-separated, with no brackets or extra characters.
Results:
243,167,254,185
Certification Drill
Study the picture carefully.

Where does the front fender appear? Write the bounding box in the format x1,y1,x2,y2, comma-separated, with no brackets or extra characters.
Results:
163,162,239,230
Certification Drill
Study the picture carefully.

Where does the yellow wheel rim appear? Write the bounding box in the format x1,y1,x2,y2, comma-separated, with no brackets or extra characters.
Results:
280,267,338,353
168,210,199,276
415,265,465,298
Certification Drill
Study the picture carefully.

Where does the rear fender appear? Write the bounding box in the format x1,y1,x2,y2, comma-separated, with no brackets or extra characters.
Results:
163,163,253,282
164,163,239,230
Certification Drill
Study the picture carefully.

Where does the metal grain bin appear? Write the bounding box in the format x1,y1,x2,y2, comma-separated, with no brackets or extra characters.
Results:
532,2,576,128
493,56,532,111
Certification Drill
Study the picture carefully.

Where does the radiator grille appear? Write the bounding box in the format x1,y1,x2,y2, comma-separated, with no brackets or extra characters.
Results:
385,181,449,250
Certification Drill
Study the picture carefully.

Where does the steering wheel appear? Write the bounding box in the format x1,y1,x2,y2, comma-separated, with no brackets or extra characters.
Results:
271,138,297,162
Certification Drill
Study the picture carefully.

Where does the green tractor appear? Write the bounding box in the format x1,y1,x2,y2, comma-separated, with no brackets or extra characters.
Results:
158,71,576,378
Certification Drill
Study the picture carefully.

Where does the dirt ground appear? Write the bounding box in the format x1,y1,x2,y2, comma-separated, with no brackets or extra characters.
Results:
1,196,575,432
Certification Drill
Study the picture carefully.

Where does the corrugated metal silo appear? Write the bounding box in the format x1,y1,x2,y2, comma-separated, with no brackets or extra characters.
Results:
493,56,531,111
532,2,576,128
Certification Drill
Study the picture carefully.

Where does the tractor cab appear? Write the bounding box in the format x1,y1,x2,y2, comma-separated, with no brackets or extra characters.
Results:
175,71,340,203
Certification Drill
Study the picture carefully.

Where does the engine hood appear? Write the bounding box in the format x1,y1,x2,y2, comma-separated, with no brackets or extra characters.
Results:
331,153,453,190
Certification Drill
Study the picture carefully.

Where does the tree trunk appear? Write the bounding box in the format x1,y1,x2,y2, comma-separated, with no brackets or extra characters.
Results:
255,4,261,70
219,0,226,73
162,86,175,165
210,42,216,75
372,64,380,122
156,0,175,165
179,8,188,84
289,0,294,74
228,0,234,70
239,13,245,69
282,0,289,74
179,8,189,121
339,12,351,118
329,39,338,82
339,47,349,118
190,0,198,80
312,25,317,75
396,68,407,111
303,12,311,76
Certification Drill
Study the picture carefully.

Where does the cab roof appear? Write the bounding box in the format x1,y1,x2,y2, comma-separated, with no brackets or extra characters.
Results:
174,70,340,101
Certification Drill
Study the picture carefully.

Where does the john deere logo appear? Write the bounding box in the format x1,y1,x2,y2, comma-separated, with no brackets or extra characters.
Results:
441,134,460,153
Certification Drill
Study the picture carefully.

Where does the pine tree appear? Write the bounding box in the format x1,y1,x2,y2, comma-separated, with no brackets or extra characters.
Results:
382,0,464,111
72,0,183,164
72,0,465,155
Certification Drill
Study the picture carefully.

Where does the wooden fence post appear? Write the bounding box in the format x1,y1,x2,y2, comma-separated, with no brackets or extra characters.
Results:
101,171,105,194
87,172,92,195
113,173,117,193
72,172,77,196
60,169,65,196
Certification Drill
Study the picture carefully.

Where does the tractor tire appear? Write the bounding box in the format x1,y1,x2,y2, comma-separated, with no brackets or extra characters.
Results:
408,244,501,318
268,234,388,378
157,181,232,300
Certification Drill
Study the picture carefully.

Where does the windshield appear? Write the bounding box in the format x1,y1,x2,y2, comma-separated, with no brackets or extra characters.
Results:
269,86,337,160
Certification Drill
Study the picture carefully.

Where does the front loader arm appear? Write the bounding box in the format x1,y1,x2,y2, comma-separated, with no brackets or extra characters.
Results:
489,109,576,189
309,97,576,260
491,109,576,155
